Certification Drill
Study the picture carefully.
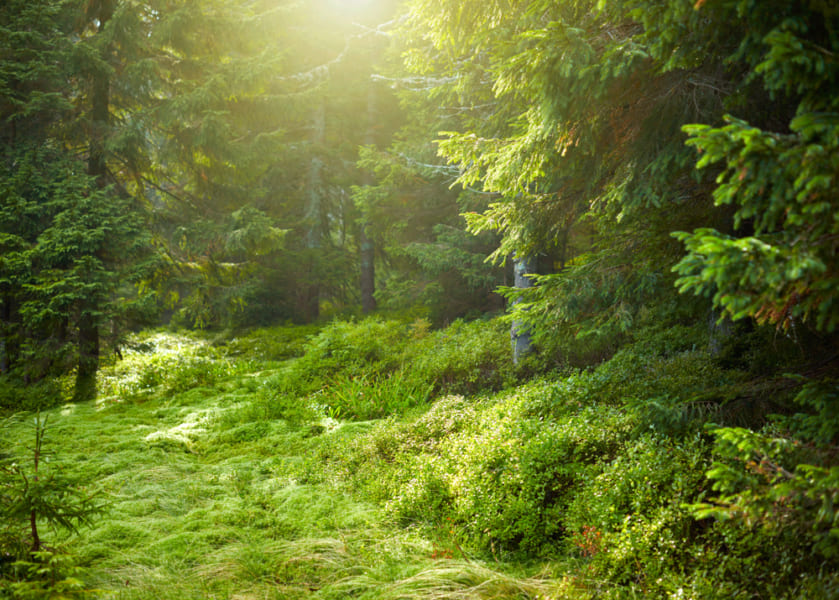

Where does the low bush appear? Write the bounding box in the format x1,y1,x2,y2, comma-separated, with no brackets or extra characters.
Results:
220,323,321,362
313,372,434,421
407,318,516,395
295,318,410,379
564,433,710,588
355,382,638,558
1,415,103,598
261,316,517,419
0,376,66,414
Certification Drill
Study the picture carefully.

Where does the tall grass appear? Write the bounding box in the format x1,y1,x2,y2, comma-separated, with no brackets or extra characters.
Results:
3,318,834,599
1,325,574,600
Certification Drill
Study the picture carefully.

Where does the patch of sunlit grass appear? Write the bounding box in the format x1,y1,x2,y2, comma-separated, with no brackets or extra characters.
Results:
3,323,592,600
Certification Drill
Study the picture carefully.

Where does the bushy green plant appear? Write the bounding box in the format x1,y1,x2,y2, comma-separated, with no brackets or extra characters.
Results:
2,550,97,599
296,318,410,378
95,331,243,400
259,316,517,414
378,383,636,558
691,424,839,560
585,346,735,406
564,434,710,588
0,378,66,415
404,318,515,396
1,415,104,553
220,323,320,362
1,415,103,598
314,372,433,421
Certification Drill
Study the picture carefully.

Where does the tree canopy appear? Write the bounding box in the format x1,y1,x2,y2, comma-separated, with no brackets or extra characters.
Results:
0,0,837,394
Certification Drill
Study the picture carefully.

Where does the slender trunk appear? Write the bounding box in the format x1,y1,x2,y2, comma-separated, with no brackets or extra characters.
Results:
0,297,10,373
360,85,377,314
511,254,536,364
301,99,326,321
359,228,376,313
76,3,113,389
30,426,41,552
75,312,99,401
29,509,40,552
77,312,100,378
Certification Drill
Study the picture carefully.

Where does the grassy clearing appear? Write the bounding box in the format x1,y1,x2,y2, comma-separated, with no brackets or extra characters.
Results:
4,320,837,599
2,329,564,600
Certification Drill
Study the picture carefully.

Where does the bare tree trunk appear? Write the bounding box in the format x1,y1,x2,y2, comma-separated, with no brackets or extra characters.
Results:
76,1,114,397
511,255,536,364
360,85,377,314
300,99,325,321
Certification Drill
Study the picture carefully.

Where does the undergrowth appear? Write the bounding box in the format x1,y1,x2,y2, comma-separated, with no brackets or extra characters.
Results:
0,316,837,599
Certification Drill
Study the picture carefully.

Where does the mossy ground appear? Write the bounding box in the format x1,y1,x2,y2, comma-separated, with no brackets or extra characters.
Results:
4,322,836,599
1,330,569,600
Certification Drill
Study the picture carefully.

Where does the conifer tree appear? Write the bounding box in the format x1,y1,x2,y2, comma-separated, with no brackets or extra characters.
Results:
0,0,153,390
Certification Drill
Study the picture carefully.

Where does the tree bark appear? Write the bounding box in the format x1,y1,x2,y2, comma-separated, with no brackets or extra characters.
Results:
511,254,536,364
76,1,113,390
75,311,99,401
300,99,326,321
360,85,377,314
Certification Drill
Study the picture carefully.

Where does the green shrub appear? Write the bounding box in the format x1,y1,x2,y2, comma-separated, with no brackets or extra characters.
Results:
585,347,736,406
0,377,66,414
443,406,631,557
379,383,636,558
314,372,434,421
404,318,515,395
96,331,245,400
563,433,710,589
2,550,97,599
296,318,410,378
262,316,517,414
691,423,839,562
219,323,320,362
1,415,103,598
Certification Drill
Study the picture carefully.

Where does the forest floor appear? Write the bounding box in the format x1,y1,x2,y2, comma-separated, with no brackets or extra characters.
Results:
2,330,568,600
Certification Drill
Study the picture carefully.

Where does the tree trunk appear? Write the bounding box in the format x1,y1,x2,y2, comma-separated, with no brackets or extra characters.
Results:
75,312,99,401
77,313,100,378
76,1,113,391
359,228,376,313
511,254,536,364
360,85,377,314
300,99,325,321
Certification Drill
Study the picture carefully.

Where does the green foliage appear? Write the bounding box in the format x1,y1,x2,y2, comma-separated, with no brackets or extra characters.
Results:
0,147,155,388
691,422,839,560
673,2,839,333
781,377,839,445
261,316,516,414
2,550,97,600
565,433,709,585
312,372,433,421
1,416,104,551
1,415,103,598
0,379,66,415
296,318,410,378
221,324,321,363
0,318,836,598
94,331,254,402
349,381,635,559
404,318,514,395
